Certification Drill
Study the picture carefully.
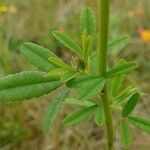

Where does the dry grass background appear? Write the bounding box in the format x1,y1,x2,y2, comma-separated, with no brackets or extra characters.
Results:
0,0,149,149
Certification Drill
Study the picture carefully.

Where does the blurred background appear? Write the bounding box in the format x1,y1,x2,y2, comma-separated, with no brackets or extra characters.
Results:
0,0,149,149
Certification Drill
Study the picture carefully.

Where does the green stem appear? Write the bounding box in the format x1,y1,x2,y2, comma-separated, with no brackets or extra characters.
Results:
101,87,114,150
98,0,114,150
98,0,109,76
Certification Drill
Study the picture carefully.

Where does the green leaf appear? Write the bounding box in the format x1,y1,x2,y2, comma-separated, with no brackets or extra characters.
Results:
82,33,93,62
111,59,125,97
60,71,77,83
20,42,56,72
43,88,70,132
105,61,138,78
112,86,136,105
47,68,68,77
77,77,106,100
47,68,76,83
95,106,105,127
64,98,96,107
128,116,150,133
111,76,123,97
120,121,132,148
122,93,140,118
48,57,74,71
0,71,61,101
89,52,98,74
63,105,97,126
52,30,82,56
80,7,96,36
108,35,129,50
67,75,99,88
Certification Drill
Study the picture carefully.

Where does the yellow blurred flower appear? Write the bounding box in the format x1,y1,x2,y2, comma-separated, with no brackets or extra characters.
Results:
0,5,8,13
0,4,17,14
139,28,150,43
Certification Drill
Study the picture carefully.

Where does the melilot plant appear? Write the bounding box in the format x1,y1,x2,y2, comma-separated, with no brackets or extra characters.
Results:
0,0,150,149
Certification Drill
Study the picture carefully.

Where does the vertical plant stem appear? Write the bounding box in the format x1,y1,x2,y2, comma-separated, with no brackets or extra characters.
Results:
101,87,114,150
98,0,114,150
98,0,109,75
